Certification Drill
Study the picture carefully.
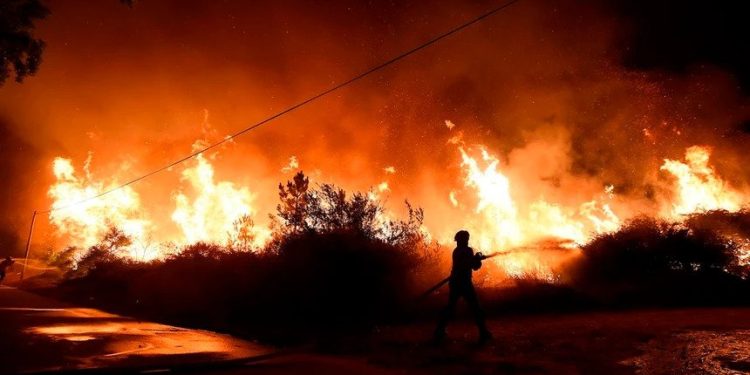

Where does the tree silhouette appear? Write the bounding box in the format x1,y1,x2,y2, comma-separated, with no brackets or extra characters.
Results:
275,171,311,234
72,226,132,277
0,0,49,85
273,171,428,250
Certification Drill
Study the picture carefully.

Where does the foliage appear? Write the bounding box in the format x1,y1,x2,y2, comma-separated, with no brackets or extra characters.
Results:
566,215,750,305
274,171,311,234
171,241,228,261
273,171,428,248
47,246,79,270
0,0,49,85
48,173,442,342
69,226,132,278
226,214,258,252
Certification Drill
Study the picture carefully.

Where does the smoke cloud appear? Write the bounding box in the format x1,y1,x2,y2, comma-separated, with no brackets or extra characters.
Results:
0,0,748,256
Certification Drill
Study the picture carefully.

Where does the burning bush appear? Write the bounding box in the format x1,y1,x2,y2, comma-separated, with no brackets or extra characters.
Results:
566,214,750,305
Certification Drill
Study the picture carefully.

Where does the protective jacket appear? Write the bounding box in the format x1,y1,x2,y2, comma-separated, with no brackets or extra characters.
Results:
449,245,481,284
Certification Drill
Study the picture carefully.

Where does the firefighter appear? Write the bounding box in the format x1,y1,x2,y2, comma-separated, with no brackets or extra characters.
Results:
0,256,14,284
434,230,492,343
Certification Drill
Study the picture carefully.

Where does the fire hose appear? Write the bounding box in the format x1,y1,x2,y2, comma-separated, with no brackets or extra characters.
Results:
13,260,57,271
418,242,578,299
417,251,505,300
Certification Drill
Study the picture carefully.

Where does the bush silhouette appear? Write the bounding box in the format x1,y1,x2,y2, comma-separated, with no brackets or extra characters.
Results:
55,172,436,342
566,215,750,305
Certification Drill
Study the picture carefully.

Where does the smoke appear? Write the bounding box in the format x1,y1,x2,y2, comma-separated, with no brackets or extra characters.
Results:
0,117,48,256
0,0,748,256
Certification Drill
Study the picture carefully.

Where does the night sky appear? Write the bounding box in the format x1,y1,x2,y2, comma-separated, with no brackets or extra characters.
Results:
0,0,748,254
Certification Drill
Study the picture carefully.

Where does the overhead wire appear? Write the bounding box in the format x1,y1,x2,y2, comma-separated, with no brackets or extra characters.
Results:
38,0,523,214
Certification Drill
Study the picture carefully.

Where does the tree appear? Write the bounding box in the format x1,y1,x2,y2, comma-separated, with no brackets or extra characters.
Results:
275,171,311,234
227,214,257,251
0,0,49,85
72,226,132,277
273,171,429,250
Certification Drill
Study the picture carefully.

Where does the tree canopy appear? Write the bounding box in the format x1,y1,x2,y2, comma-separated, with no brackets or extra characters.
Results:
0,0,49,85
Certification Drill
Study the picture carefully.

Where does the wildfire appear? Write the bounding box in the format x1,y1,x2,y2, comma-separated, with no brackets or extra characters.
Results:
171,153,269,249
48,157,154,260
45,135,746,281
455,146,620,279
48,152,270,261
661,146,743,217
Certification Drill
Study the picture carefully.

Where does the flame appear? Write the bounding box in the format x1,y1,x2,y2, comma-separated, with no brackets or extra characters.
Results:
459,147,523,249
456,146,622,279
171,154,269,249
46,137,746,281
661,146,743,216
48,158,154,260
281,156,299,173
48,153,271,260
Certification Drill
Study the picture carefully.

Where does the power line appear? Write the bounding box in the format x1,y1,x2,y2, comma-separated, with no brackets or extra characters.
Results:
40,0,522,214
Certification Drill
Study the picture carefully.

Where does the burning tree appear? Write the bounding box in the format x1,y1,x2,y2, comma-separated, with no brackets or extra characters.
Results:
227,214,258,252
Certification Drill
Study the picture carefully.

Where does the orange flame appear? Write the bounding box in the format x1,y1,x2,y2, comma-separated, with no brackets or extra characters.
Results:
171,154,270,249
46,138,746,280
661,146,743,217
455,146,621,279
48,157,154,259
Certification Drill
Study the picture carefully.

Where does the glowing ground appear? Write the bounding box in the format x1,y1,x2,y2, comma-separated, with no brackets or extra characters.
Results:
0,286,274,373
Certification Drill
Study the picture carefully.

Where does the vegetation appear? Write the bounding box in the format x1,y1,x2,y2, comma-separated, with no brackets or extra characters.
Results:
47,172,440,343
0,0,49,85
32,173,750,343
566,212,750,306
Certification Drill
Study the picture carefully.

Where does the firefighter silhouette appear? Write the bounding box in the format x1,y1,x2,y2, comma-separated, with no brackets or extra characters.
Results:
434,230,492,343
0,256,14,284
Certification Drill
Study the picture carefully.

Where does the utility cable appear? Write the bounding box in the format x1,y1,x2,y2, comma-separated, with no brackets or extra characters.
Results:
39,0,523,214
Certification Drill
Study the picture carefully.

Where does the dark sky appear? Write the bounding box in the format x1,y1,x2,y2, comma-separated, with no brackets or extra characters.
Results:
611,0,750,95
0,0,749,255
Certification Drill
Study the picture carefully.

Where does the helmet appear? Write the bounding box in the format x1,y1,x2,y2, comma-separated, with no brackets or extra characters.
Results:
454,230,470,243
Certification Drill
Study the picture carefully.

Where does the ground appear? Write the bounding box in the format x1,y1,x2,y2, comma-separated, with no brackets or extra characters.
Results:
2,282,750,374
366,309,750,374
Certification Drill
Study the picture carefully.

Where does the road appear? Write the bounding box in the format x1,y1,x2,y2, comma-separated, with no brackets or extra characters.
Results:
0,285,398,375
6,273,750,374
0,285,278,374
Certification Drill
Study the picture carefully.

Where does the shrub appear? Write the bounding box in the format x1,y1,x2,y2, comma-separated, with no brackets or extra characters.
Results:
566,215,750,305
53,172,437,342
